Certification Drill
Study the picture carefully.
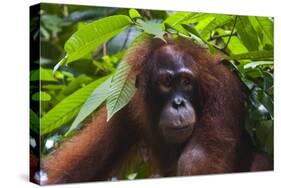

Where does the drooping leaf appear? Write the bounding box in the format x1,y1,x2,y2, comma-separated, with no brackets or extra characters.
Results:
249,16,273,46
244,61,273,69
181,24,200,38
32,91,52,101
64,15,132,63
106,61,136,121
200,15,234,39
256,90,273,119
30,68,58,82
230,50,273,60
236,16,259,51
262,71,273,92
56,75,93,100
129,9,141,20
224,36,248,54
66,77,112,135
127,173,138,180
40,76,108,135
30,109,39,134
164,12,210,28
164,12,195,27
53,56,68,73
137,20,166,40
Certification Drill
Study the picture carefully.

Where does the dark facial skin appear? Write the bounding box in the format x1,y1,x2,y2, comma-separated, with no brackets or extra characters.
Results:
148,44,198,144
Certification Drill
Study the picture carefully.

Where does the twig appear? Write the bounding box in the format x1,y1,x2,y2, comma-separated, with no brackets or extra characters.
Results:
121,27,131,50
223,16,238,50
208,33,237,41
103,43,107,56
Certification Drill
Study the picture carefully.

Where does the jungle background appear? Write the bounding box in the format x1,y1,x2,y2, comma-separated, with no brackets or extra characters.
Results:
30,3,273,180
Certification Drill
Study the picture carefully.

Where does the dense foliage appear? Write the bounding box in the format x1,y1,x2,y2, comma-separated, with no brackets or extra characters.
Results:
30,4,273,178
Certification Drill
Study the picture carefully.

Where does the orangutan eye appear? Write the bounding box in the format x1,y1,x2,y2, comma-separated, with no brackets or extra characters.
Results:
182,78,191,86
161,74,172,87
158,73,173,92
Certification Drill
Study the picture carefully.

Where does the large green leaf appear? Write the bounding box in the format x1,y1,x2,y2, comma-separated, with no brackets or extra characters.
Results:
164,12,203,36
137,20,165,40
244,61,273,69
30,109,39,134
256,89,273,119
64,15,132,63
249,16,273,46
230,50,273,60
164,12,196,27
216,28,248,54
32,91,51,101
40,76,108,135
236,16,259,51
129,9,142,20
66,77,112,135
200,15,234,39
30,68,57,82
106,61,136,121
164,12,211,27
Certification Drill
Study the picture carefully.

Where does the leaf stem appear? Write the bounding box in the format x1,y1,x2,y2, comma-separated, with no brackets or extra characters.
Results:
223,16,238,50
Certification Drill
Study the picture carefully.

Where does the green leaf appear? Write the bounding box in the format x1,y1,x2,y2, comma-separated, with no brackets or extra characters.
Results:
64,15,132,63
66,77,112,135
224,36,248,54
164,12,196,27
200,15,234,39
236,16,259,51
56,75,93,100
30,109,39,134
195,16,215,32
164,12,203,37
256,90,273,119
32,91,51,101
53,56,68,73
106,61,136,121
40,76,108,135
230,50,273,60
181,24,201,38
244,61,273,69
262,71,273,92
129,9,141,20
215,28,248,54
164,12,211,28
30,68,57,82
249,16,273,46
138,20,166,40
181,24,217,53
127,173,138,180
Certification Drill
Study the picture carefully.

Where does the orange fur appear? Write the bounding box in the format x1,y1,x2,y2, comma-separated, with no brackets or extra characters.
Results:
41,37,272,184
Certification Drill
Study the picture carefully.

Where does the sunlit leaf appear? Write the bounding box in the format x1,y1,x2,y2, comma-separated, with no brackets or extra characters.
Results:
30,109,39,134
30,68,58,82
230,50,273,60
236,16,259,51
66,77,112,135
129,9,141,20
106,61,136,121
249,16,273,46
40,76,108,135
244,61,273,69
138,20,166,40
200,15,234,39
64,15,132,63
32,91,51,101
